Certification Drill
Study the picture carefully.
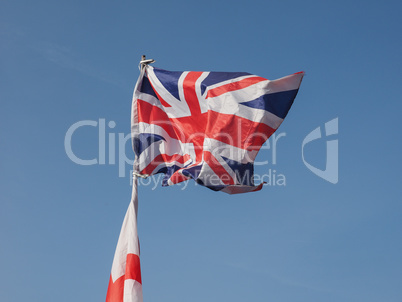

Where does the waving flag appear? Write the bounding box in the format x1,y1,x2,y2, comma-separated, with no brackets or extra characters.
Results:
132,65,304,194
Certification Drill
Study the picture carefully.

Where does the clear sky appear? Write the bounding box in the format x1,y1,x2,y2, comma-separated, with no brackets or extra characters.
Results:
1,0,401,301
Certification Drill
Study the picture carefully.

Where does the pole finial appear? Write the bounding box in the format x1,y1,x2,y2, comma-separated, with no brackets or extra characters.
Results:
139,55,156,70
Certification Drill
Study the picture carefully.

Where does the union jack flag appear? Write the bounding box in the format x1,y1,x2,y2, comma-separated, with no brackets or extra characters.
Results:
132,65,304,194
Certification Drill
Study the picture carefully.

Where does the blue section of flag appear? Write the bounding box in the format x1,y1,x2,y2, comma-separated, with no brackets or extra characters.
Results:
133,133,165,156
158,165,182,186
195,178,226,191
240,89,299,119
181,165,202,179
221,156,254,186
201,71,251,95
153,68,182,101
140,75,159,98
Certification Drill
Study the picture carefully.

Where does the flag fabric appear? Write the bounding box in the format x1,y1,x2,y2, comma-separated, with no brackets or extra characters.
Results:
106,176,143,302
132,65,304,194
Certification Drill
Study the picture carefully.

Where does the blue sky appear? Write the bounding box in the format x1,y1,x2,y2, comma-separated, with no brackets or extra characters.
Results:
1,0,401,301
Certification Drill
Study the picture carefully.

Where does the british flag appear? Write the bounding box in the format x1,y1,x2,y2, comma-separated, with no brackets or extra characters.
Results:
132,65,304,194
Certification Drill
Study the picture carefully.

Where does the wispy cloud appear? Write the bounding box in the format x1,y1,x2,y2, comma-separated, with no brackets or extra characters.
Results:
1,22,129,87
224,260,336,294
31,40,128,87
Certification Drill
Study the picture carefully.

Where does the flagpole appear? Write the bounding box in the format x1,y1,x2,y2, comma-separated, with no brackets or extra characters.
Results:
141,55,146,72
